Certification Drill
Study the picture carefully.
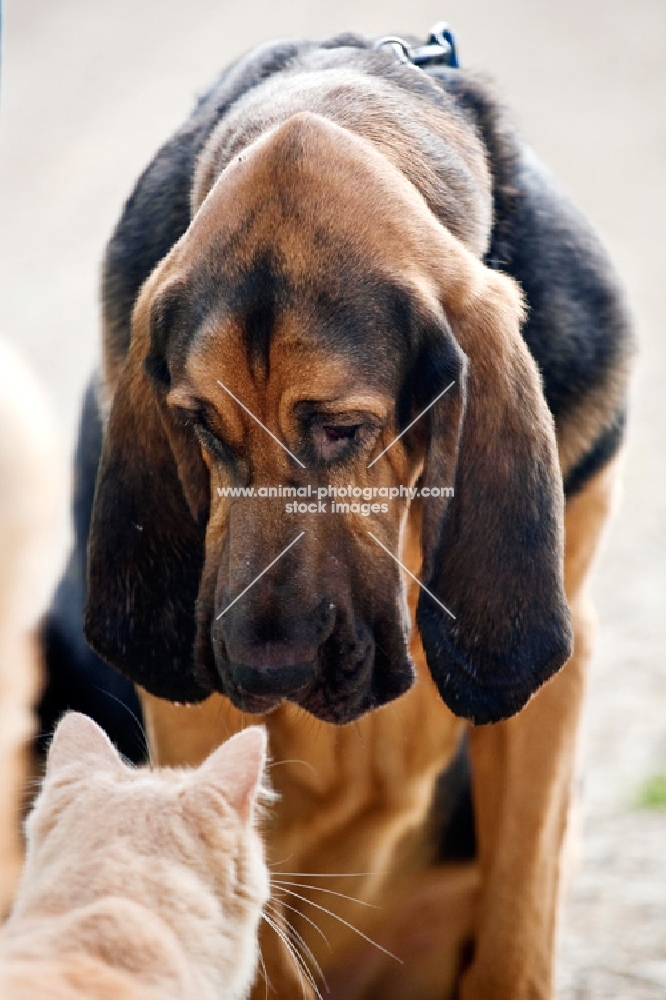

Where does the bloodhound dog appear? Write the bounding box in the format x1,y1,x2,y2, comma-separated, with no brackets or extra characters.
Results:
61,31,633,999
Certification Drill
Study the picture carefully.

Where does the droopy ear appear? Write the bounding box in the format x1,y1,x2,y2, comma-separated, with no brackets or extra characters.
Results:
417,248,573,724
46,712,122,778
199,726,270,822
84,277,210,703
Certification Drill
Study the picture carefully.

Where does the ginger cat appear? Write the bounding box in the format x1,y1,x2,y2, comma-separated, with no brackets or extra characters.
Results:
0,713,271,999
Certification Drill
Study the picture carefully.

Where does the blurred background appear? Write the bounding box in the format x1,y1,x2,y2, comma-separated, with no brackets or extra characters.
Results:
1,1,664,995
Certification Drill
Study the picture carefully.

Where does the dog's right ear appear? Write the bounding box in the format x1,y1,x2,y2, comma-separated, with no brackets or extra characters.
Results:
84,278,209,703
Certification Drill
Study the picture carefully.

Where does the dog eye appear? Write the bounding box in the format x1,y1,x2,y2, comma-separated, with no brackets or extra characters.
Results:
193,421,232,462
312,423,365,463
323,424,359,442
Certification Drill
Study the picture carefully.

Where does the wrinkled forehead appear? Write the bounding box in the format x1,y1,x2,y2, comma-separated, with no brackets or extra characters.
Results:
159,246,417,397
147,113,446,394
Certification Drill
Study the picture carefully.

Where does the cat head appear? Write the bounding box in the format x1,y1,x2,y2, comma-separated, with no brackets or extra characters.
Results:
20,713,272,998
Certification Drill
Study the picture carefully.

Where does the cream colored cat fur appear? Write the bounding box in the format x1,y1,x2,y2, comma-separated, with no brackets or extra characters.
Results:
0,713,271,1000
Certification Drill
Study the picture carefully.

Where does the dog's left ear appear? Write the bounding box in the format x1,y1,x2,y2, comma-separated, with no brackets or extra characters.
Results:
416,244,572,724
84,269,210,703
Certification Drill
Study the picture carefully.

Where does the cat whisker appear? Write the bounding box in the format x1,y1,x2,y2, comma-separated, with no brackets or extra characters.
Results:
91,686,153,768
272,879,378,908
266,758,317,775
274,887,403,965
268,853,295,870
265,901,328,994
262,909,321,1000
269,871,379,878
278,897,332,952
262,910,309,1000
212,696,234,740
256,944,272,1000
287,928,327,995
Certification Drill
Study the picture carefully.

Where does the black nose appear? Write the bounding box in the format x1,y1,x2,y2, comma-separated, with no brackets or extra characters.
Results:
230,660,316,698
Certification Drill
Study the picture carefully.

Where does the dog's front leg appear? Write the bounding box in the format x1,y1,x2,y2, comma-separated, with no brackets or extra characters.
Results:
459,639,586,999
459,458,620,1000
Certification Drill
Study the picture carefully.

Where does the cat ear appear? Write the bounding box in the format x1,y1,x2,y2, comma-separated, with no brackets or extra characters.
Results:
46,712,122,777
200,727,269,822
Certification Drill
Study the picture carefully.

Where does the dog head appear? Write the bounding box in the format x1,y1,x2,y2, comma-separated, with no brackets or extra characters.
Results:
85,113,572,725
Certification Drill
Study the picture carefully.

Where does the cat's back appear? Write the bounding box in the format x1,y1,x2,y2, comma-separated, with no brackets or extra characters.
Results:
0,895,187,1000
0,954,149,1000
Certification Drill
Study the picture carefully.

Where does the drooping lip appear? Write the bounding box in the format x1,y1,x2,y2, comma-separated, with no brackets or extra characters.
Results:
219,666,362,724
222,673,317,716
226,689,283,715
207,617,412,724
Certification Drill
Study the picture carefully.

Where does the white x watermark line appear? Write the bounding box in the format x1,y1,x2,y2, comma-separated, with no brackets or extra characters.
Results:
216,531,306,620
366,381,455,469
367,531,456,620
216,380,306,469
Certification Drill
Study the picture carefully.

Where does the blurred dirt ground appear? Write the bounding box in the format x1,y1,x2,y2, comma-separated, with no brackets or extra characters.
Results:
1,2,664,995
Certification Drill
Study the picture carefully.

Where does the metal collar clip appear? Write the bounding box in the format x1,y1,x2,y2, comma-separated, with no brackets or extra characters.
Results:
374,22,460,70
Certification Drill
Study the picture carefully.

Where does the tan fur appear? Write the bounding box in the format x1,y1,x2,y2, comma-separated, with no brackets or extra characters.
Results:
0,714,271,1000
557,379,631,480
456,455,622,999
0,339,68,920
